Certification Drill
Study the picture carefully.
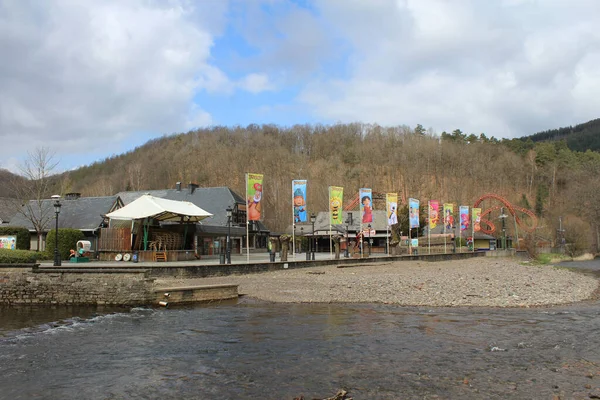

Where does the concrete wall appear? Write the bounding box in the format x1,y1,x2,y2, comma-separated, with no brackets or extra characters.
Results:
155,284,238,305
145,252,486,279
0,266,154,306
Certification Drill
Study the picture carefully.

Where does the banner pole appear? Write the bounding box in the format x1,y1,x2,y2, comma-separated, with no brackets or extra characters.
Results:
360,221,363,258
292,181,295,259
472,211,475,253
386,225,389,255
409,225,412,255
246,173,250,263
428,201,431,254
443,202,447,253
459,215,462,253
330,222,333,259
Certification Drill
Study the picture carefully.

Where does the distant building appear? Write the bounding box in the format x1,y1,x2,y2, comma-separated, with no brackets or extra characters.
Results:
9,193,122,251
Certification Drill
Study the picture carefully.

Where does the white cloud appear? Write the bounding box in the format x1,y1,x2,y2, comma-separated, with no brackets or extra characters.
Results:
239,73,273,93
297,0,600,137
0,0,229,170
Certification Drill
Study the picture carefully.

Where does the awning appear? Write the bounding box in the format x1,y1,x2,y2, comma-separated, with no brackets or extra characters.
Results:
105,194,212,222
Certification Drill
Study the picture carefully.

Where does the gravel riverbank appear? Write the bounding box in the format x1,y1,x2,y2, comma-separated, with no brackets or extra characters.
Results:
154,257,599,307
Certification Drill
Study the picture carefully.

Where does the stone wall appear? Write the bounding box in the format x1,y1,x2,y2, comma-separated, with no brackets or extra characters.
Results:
0,267,155,306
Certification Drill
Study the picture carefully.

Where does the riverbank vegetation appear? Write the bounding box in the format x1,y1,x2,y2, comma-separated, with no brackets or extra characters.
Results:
0,249,39,263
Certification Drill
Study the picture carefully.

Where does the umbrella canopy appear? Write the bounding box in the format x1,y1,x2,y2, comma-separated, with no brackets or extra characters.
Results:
106,194,212,222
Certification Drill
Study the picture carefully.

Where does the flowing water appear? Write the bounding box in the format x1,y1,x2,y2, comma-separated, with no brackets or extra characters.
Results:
1,259,599,399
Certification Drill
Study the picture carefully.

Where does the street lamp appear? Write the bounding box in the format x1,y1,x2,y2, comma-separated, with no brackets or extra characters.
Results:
367,223,372,256
557,216,566,252
52,195,61,266
226,206,232,264
310,213,316,260
499,207,508,250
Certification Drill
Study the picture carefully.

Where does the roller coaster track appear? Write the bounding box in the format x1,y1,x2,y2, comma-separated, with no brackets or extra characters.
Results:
473,193,538,235
344,192,388,211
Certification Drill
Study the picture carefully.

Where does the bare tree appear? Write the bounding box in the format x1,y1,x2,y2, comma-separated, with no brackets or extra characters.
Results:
10,147,60,250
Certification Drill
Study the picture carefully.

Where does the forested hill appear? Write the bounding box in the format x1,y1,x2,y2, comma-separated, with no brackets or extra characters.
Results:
40,123,597,238
518,118,600,152
0,169,24,198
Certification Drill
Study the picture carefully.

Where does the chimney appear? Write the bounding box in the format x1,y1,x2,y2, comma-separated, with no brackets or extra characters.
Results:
65,192,81,200
188,182,199,194
176,182,181,191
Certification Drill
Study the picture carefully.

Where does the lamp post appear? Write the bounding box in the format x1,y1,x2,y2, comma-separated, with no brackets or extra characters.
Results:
499,207,508,250
52,195,61,266
300,227,304,253
367,223,372,256
226,206,232,264
310,213,316,261
557,216,566,253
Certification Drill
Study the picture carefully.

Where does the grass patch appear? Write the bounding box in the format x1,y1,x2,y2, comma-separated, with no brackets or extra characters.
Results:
526,253,571,266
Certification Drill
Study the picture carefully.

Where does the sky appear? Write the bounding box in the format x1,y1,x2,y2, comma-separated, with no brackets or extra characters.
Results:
1,0,600,173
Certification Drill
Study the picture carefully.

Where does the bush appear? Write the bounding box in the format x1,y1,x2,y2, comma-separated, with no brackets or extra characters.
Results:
0,248,39,263
45,229,85,260
0,226,30,250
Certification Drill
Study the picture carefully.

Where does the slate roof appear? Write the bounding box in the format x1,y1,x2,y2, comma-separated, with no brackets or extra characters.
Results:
0,198,19,225
9,196,121,232
115,186,259,230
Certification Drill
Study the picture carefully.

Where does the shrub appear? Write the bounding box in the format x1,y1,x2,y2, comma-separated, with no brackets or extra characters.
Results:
0,248,39,263
45,229,85,260
0,226,30,250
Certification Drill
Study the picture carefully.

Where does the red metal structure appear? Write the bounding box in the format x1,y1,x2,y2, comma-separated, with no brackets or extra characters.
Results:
473,193,538,235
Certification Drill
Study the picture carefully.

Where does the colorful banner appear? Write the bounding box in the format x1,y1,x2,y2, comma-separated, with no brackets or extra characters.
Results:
429,200,439,229
443,203,454,231
329,186,344,225
409,198,420,228
292,180,307,223
386,193,398,226
359,188,373,224
473,208,482,232
460,206,469,231
0,236,16,250
246,173,264,221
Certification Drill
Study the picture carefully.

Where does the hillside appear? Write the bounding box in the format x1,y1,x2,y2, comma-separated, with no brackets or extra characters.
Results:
519,118,600,152
0,168,25,198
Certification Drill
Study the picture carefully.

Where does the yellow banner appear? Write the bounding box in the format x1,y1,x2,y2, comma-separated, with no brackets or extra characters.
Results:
329,186,344,225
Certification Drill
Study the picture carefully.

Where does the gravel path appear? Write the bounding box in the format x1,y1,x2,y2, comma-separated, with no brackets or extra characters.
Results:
154,257,599,307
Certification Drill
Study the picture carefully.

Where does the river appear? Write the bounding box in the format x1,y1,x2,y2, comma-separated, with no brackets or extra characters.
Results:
1,259,599,399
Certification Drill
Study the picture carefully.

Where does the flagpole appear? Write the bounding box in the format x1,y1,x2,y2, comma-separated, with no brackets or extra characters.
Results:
292,181,295,259
428,201,431,255
443,202,447,253
409,224,412,256
360,219,363,258
459,210,462,253
472,211,475,253
386,225,389,255
246,173,250,263
329,222,333,259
